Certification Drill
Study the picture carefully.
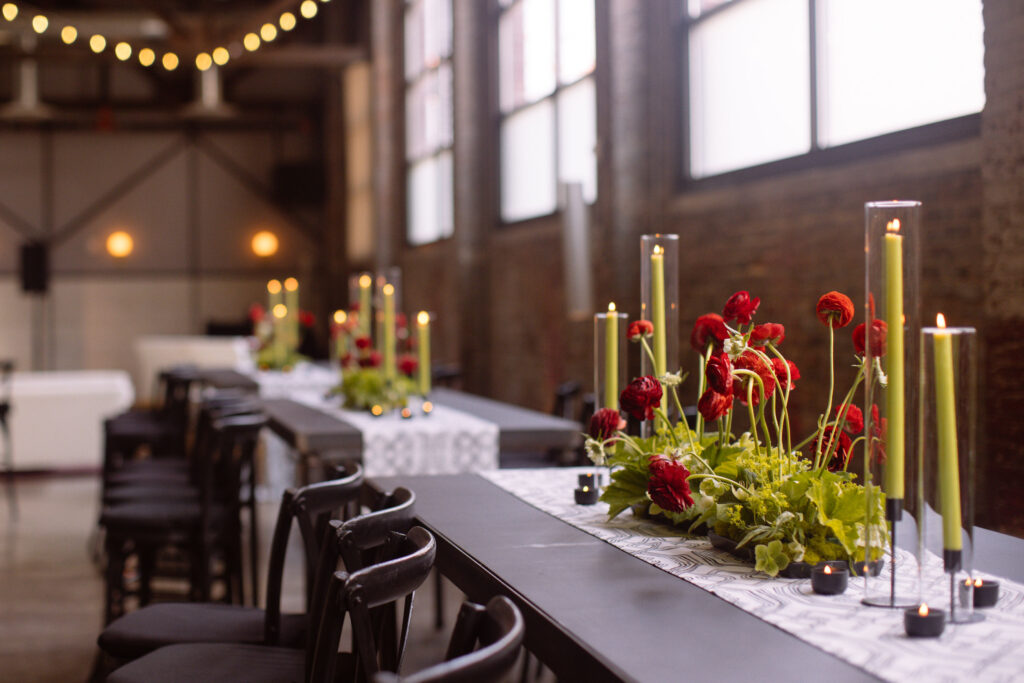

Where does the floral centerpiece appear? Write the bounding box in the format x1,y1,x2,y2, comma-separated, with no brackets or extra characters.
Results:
330,309,419,412
587,290,889,576
248,303,314,371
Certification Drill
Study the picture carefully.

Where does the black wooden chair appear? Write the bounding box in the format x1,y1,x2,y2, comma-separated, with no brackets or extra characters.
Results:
106,527,436,683
97,465,364,662
0,360,14,520
373,596,525,683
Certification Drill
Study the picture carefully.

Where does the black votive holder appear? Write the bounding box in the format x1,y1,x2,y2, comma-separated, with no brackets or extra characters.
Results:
574,486,599,505
905,605,945,638
811,563,848,595
973,580,1000,608
578,473,597,489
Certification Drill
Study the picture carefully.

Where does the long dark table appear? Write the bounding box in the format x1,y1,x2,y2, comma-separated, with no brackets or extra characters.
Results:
372,473,1024,683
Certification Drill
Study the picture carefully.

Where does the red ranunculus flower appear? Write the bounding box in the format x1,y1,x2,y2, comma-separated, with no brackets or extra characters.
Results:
647,455,694,512
698,389,732,421
870,404,887,464
398,354,418,377
355,336,372,350
820,425,853,471
627,320,655,342
770,358,800,391
852,318,888,357
816,291,855,328
349,302,361,312
836,403,864,434
358,351,382,368
705,353,733,395
732,350,776,406
249,303,265,323
619,376,663,422
723,291,760,325
750,323,785,347
340,352,355,368
690,314,729,352
589,408,625,440
299,310,315,327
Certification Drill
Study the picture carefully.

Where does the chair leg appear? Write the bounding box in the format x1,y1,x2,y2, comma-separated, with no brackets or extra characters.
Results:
104,535,126,625
138,545,155,607
1,422,15,521
249,503,260,607
433,569,445,630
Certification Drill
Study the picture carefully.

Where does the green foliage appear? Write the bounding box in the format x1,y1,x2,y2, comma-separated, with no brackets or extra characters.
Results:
332,368,416,412
256,345,308,371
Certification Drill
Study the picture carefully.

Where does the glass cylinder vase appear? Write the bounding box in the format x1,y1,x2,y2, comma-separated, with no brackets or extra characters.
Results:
640,234,679,435
375,268,402,380
348,271,374,340
918,320,979,624
862,200,922,608
594,306,628,412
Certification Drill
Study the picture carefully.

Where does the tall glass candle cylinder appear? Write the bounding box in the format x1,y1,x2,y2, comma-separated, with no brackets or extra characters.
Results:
919,319,978,624
640,234,679,432
348,272,373,339
594,307,628,412
863,200,921,608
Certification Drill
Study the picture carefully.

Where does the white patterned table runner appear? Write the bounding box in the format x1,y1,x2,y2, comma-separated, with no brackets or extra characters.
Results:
482,468,1024,683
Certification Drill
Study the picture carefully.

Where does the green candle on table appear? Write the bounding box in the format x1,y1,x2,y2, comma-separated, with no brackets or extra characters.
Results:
358,274,372,338
604,302,618,409
383,283,396,379
332,310,347,364
284,277,300,352
417,311,431,396
934,313,962,551
884,221,905,500
272,303,287,367
651,245,667,416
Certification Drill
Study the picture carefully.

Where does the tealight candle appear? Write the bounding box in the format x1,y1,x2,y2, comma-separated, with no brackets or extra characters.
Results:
422,400,433,416
370,405,384,417
905,603,945,638
971,578,1000,608
400,407,413,419
811,563,848,595
574,486,599,505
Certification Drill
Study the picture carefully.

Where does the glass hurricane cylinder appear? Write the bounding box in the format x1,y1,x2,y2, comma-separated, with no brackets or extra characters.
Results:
594,309,628,412
862,200,922,608
640,234,679,435
348,271,374,340
918,322,979,624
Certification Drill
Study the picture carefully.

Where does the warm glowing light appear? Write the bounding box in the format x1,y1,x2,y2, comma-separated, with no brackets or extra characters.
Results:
284,277,298,292
918,603,930,617
114,42,131,61
422,401,433,413
89,34,106,53
975,578,984,587
279,11,297,30
887,218,901,233
138,48,155,67
359,274,372,288
370,404,383,416
2,3,17,21
608,302,616,312
300,0,318,19
417,311,430,326
400,407,412,418
60,26,77,44
243,32,260,51
652,245,663,255
937,313,947,329
32,15,48,33
824,565,833,575
582,486,590,493
382,284,394,296
212,47,230,65
162,52,179,70
260,23,278,42
195,52,212,71
250,231,278,257
333,310,347,325
273,304,288,319
267,279,282,294
106,231,134,258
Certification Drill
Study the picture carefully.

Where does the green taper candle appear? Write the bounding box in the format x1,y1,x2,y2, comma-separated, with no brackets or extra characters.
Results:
417,311,431,396
604,303,618,409
383,284,396,379
358,273,372,337
884,223,905,499
934,314,962,551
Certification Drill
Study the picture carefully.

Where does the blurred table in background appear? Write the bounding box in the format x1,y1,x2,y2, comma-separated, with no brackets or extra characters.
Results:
134,336,252,402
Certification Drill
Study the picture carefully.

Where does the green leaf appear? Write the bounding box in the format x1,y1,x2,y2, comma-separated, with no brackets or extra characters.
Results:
754,540,791,577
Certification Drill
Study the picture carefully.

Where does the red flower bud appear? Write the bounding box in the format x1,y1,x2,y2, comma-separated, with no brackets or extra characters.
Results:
647,456,694,512
852,319,887,357
723,291,760,325
698,388,733,422
732,350,776,406
627,320,655,342
770,358,800,391
619,376,663,422
816,291,855,328
298,310,315,327
705,353,733,395
355,336,372,350
836,403,864,434
589,408,625,440
249,303,265,323
750,323,785,347
690,314,729,353
398,354,418,377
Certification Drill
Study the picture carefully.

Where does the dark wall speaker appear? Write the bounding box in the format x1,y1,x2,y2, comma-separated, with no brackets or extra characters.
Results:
20,242,49,293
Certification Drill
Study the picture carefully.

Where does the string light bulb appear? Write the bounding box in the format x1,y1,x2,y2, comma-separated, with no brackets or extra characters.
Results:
195,52,212,71
243,32,260,51
60,25,77,44
212,47,229,66
162,52,179,71
279,12,296,31
89,34,106,53
260,23,277,42
2,3,17,21
31,15,48,33
138,48,155,67
114,42,132,61
106,231,134,258
300,0,318,19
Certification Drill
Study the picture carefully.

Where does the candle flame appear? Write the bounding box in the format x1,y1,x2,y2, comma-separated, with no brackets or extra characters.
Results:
975,578,984,587
371,405,383,416
824,565,832,575
383,284,395,296
272,304,287,319
937,313,947,329
582,486,590,493
333,310,347,325
608,302,616,312
417,311,430,326
422,401,433,413
652,245,664,256
267,279,281,294
886,219,901,233
284,277,298,291
359,274,372,288
401,408,412,418
918,603,930,617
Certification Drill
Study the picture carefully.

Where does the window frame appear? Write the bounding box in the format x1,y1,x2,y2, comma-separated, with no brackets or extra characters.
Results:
677,0,982,192
495,0,597,227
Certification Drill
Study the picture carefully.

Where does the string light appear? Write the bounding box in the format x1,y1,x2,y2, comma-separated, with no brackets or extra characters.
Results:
31,14,47,33
161,52,179,71
60,25,77,44
2,3,17,21
195,52,212,71
279,12,296,31
243,32,260,51
300,0,317,19
114,41,131,61
138,48,155,67
212,47,229,65
106,231,134,258
260,22,277,42
89,34,106,53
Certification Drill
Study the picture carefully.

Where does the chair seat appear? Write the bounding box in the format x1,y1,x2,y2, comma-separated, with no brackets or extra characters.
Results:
106,414,178,440
98,603,306,660
100,500,209,530
105,468,191,488
104,484,198,506
106,643,304,683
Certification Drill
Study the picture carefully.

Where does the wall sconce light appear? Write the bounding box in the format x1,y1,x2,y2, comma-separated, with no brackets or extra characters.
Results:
106,231,134,258
251,230,279,257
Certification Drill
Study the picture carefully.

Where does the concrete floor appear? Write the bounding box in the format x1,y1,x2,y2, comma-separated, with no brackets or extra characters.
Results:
0,475,526,683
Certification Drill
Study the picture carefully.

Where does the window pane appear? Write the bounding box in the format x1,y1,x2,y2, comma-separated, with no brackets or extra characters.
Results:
688,0,810,178
817,0,984,148
501,100,556,222
404,0,424,80
687,0,734,19
407,152,453,246
499,0,556,112
557,76,597,203
558,0,595,84
405,63,452,161
423,0,452,67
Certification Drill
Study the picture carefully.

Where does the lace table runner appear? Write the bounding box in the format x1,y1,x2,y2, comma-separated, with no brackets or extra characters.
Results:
482,468,1024,683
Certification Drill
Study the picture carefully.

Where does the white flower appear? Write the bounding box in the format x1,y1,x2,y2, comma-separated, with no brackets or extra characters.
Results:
584,437,607,466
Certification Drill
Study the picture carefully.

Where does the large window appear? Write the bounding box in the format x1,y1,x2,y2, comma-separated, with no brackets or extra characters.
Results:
685,0,985,179
405,0,454,245
498,0,596,223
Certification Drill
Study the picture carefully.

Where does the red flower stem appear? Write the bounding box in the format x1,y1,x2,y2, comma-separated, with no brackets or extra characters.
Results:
817,365,866,474
696,342,714,440
733,368,771,455
845,436,867,472
815,324,837,470
670,385,697,451
765,343,794,456
745,378,762,458
687,472,751,497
